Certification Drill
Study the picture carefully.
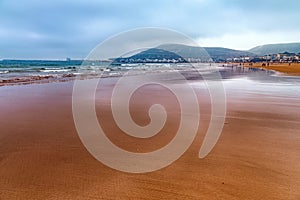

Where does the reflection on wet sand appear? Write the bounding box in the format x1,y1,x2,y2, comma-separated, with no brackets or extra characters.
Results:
0,66,299,199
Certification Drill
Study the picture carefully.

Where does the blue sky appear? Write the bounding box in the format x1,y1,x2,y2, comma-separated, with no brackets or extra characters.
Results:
0,0,299,59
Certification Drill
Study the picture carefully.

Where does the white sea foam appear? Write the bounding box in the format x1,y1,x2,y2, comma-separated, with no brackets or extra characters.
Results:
40,69,72,73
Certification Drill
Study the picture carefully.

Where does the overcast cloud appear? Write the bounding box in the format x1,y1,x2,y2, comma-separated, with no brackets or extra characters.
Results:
0,0,299,59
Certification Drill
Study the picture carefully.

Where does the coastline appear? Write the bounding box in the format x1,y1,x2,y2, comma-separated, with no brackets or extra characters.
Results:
1,63,300,88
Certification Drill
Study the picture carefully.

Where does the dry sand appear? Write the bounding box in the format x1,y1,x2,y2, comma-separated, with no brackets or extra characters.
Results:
243,62,300,76
0,77,299,200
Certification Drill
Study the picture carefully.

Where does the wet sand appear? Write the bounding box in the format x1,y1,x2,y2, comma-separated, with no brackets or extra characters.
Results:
0,74,300,199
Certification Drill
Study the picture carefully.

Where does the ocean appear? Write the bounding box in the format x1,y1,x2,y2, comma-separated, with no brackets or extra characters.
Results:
0,60,213,86
0,59,115,85
2,60,299,87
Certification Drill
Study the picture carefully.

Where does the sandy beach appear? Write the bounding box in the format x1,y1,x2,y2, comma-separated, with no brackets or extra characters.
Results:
243,62,300,76
0,69,300,199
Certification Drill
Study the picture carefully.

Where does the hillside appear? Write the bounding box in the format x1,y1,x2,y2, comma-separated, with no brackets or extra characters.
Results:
204,47,255,61
249,43,300,55
125,48,183,60
158,44,255,61
116,44,254,62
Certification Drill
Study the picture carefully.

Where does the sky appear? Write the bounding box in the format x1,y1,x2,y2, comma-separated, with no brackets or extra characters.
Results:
0,0,299,59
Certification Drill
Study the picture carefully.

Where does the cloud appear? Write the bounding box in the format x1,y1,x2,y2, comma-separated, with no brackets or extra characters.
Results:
0,0,299,59
197,30,300,50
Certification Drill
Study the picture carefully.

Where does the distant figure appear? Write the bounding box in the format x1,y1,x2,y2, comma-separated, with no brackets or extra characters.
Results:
262,63,266,67
267,62,269,66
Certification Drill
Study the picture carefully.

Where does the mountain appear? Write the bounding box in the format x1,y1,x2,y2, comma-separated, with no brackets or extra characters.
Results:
155,44,255,61
204,47,255,61
125,48,183,60
116,44,255,62
157,44,210,60
249,43,300,56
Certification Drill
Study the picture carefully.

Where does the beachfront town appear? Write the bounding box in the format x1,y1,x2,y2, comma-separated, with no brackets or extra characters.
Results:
226,52,300,63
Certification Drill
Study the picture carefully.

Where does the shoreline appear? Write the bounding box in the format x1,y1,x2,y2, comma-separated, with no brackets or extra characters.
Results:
1,63,300,87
